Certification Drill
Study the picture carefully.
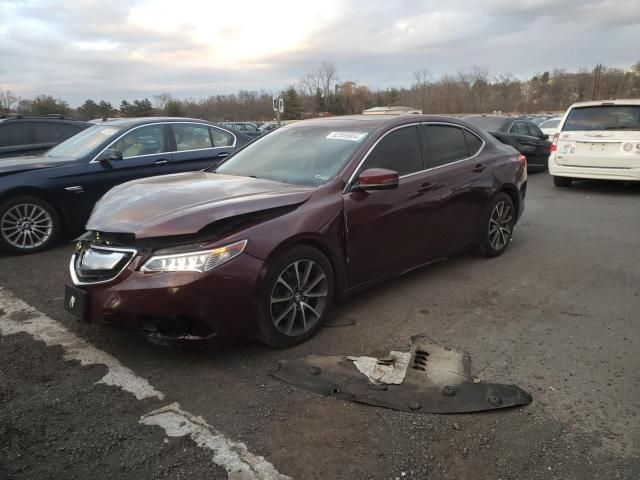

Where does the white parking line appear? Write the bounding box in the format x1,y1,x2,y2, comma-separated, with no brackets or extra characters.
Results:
0,288,163,400
141,403,290,480
0,287,290,480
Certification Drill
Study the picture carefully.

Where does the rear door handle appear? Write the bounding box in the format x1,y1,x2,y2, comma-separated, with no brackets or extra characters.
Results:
154,159,169,166
417,182,438,193
472,163,486,173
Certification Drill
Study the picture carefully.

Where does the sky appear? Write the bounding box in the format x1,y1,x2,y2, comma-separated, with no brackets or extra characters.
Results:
1,0,639,107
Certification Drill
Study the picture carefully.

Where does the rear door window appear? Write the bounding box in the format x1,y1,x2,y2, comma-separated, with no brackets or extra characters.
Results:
0,123,31,147
423,125,470,168
172,123,213,151
33,122,81,144
362,125,423,175
110,125,167,158
563,105,640,131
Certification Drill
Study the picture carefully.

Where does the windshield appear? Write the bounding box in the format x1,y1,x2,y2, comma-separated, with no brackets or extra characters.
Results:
214,125,370,186
45,124,125,160
563,105,640,131
464,116,506,132
540,118,561,129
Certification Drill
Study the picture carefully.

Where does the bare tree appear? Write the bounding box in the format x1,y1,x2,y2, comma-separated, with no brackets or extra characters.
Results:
152,92,173,111
0,87,17,114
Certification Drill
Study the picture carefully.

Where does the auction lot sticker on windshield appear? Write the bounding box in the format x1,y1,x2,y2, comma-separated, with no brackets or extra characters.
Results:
326,131,368,142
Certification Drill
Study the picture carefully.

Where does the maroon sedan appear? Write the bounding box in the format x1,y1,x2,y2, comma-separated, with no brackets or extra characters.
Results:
64,115,527,347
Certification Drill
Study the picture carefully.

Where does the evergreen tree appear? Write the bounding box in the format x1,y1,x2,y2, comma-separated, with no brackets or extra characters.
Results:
282,88,303,120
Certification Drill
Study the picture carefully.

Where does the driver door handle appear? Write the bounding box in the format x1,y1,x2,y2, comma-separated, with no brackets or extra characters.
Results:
154,159,169,166
472,163,486,173
215,152,230,159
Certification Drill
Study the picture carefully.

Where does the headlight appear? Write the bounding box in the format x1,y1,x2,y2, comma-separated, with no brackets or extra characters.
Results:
141,240,247,273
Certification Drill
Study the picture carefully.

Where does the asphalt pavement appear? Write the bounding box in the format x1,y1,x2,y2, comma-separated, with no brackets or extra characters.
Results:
1,172,639,479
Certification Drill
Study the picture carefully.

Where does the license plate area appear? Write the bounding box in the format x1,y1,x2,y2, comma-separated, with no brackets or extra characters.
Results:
64,284,90,321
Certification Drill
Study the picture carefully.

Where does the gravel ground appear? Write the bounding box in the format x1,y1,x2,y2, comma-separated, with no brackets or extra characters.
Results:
0,172,639,479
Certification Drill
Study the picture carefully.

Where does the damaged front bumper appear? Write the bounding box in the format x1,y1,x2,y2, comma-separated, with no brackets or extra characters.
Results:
270,336,532,413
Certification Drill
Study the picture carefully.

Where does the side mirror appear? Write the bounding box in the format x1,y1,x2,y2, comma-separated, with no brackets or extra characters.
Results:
97,148,123,163
542,134,549,140
352,168,399,191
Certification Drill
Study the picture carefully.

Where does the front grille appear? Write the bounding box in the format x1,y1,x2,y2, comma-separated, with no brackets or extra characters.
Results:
70,244,137,285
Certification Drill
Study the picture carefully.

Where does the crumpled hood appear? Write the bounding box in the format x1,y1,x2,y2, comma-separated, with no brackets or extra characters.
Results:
0,155,66,176
87,171,315,238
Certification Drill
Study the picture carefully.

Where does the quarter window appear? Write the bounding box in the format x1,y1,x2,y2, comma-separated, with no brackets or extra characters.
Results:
210,127,234,147
528,123,543,138
33,122,80,143
513,122,530,136
110,125,167,158
463,130,483,156
361,126,423,175
423,125,469,167
173,124,213,151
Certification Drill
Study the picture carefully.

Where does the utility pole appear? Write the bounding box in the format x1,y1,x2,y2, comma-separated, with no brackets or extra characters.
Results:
592,63,603,100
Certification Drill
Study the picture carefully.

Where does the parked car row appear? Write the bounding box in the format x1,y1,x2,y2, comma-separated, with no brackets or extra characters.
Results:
3,101,636,348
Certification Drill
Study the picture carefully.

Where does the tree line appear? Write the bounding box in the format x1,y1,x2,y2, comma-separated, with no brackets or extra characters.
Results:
1,61,639,122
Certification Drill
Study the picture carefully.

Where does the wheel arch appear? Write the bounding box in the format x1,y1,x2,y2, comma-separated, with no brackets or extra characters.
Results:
497,183,520,218
0,187,64,224
260,234,349,298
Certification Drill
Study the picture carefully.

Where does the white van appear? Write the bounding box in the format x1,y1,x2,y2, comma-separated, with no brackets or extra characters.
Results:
549,99,640,186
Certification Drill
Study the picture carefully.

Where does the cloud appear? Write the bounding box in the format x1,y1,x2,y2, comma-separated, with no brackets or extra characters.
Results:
0,0,638,106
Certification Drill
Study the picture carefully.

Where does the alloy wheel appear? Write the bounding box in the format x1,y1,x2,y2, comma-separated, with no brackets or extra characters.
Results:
0,203,54,250
488,201,513,251
270,259,329,336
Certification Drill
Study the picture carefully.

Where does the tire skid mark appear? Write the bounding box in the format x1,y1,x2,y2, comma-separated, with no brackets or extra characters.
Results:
0,287,290,480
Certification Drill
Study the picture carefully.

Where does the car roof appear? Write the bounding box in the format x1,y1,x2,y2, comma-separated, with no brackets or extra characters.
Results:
0,116,89,125
92,117,218,127
462,114,519,122
284,114,474,130
567,99,640,108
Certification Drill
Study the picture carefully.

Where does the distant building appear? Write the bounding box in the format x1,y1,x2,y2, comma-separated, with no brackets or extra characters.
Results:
363,106,422,115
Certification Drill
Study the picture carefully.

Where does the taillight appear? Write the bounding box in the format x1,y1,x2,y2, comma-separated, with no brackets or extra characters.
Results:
518,154,527,167
549,132,559,152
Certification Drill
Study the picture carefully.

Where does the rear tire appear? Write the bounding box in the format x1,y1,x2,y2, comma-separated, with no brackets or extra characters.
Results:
0,195,61,254
257,245,335,348
553,176,572,187
478,193,515,258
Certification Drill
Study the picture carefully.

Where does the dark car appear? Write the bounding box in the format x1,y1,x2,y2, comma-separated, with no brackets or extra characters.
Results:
64,114,527,347
0,117,250,253
0,115,90,158
463,115,551,170
218,122,263,137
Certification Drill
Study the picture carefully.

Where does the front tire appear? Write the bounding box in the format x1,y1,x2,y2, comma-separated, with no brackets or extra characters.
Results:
257,245,335,348
553,176,572,187
0,195,61,254
478,193,515,258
